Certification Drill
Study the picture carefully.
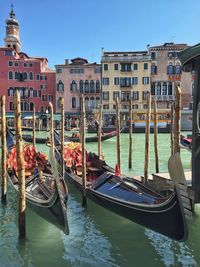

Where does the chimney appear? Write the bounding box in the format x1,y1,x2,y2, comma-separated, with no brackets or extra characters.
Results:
65,59,69,65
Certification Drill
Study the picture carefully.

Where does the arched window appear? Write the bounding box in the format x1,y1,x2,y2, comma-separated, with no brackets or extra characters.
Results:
85,80,89,93
21,102,24,111
175,63,181,74
29,88,34,97
24,102,29,111
57,80,64,91
72,97,76,108
90,80,95,93
8,87,14,96
162,83,167,95
167,63,174,75
157,83,161,95
30,102,34,111
15,72,19,80
79,80,83,93
8,71,13,80
85,97,89,110
70,80,77,92
90,97,95,109
96,97,100,109
23,72,27,80
57,97,62,108
96,80,100,93
29,72,33,80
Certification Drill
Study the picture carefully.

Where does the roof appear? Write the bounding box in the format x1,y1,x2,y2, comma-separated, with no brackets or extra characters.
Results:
179,43,200,70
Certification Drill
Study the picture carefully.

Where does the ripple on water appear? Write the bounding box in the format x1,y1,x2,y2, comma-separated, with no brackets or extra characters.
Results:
61,196,119,267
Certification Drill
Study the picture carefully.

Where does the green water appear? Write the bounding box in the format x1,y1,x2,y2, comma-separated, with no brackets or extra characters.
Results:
0,132,199,267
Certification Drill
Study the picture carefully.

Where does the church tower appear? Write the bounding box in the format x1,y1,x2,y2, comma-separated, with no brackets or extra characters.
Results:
4,5,21,53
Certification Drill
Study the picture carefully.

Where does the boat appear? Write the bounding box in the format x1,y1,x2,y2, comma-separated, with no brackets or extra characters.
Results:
53,133,188,241
180,135,192,151
6,128,69,233
22,130,117,144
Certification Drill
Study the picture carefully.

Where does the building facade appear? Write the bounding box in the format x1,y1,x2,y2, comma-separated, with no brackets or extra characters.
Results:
0,7,56,113
55,57,101,121
149,43,193,109
101,50,152,124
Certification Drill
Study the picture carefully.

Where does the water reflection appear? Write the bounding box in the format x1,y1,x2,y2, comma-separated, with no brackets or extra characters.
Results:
62,195,119,267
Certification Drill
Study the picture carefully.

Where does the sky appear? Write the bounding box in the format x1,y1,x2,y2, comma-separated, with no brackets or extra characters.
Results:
1,0,200,68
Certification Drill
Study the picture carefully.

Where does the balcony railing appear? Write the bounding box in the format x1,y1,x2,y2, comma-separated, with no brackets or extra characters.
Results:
154,95,175,101
102,55,151,62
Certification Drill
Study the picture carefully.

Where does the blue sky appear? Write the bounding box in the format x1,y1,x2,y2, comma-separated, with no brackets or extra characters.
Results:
1,0,200,68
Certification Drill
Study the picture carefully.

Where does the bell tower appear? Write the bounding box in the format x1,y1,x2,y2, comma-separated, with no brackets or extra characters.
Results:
4,5,21,53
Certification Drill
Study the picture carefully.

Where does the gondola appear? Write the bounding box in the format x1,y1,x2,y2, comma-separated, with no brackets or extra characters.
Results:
6,128,69,233
22,130,117,144
180,135,192,151
54,132,188,241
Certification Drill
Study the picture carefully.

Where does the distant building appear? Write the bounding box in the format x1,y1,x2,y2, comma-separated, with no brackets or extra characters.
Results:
0,6,56,113
149,43,193,109
101,50,151,124
55,57,101,122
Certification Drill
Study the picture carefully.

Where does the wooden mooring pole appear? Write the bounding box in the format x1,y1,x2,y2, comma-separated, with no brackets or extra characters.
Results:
128,99,132,169
14,89,26,239
153,98,159,173
80,96,87,206
115,97,121,174
1,95,7,203
32,104,36,148
174,85,181,154
98,104,102,159
49,102,54,149
61,98,65,177
144,92,151,184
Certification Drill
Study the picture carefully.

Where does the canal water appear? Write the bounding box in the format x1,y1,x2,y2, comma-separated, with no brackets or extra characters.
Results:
0,132,199,267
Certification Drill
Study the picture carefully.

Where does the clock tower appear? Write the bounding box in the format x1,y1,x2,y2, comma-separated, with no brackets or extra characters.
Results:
4,5,21,53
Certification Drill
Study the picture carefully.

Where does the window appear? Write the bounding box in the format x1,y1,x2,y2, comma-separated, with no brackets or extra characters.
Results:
167,63,175,74
104,64,108,71
8,61,13,66
94,66,101,73
132,77,138,85
175,63,182,74
23,72,27,80
30,103,34,111
103,78,109,85
79,80,84,93
113,91,120,100
151,84,155,95
8,71,13,80
144,63,148,70
142,77,149,84
29,88,34,97
29,63,33,67
36,74,40,80
121,92,131,101
151,52,156,59
133,64,138,70
15,72,19,80
142,91,148,100
143,104,148,109
132,91,139,100
70,68,84,74
57,80,64,91
85,80,89,93
120,77,131,87
10,102,14,110
24,62,27,67
103,104,109,109
114,64,118,71
90,80,95,93
168,82,172,95
132,104,138,109
151,64,157,75
42,95,47,101
72,97,76,108
24,102,29,111
157,83,161,95
8,87,14,96
29,72,33,80
121,63,131,71
40,85,47,89
103,92,109,100
96,80,100,92
57,68,63,74
70,80,77,92
162,83,167,95
5,50,13,56
114,77,119,85
14,62,18,67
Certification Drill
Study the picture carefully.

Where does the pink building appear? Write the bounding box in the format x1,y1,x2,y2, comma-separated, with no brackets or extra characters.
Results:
0,7,56,113
55,57,101,121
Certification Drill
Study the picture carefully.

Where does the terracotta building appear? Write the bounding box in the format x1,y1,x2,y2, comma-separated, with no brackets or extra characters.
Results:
0,7,56,113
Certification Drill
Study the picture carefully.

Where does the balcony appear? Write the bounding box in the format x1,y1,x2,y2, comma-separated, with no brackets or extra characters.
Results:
102,55,151,62
154,95,175,101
